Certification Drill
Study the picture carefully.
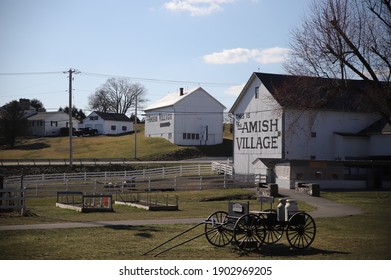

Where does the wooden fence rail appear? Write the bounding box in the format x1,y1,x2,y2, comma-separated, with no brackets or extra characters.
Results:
2,163,257,198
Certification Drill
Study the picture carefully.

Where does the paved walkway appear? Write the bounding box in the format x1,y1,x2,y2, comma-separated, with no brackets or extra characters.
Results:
0,189,362,231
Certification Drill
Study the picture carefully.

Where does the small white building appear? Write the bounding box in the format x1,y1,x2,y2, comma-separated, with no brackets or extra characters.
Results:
27,111,78,136
82,111,133,135
230,72,391,189
144,87,226,146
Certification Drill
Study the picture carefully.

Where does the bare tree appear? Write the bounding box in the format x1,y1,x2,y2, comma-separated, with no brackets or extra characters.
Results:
89,78,148,115
285,0,390,120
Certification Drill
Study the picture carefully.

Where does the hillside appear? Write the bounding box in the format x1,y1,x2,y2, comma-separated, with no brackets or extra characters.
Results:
0,125,233,175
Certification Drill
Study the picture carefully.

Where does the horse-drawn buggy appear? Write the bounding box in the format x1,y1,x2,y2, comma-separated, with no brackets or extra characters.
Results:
144,198,316,256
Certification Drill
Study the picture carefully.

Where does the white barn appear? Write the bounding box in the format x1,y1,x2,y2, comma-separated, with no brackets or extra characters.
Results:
144,87,226,146
229,72,391,189
82,111,133,135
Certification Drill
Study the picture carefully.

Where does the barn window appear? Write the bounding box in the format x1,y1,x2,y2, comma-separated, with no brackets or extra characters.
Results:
311,132,317,137
183,133,186,139
122,126,127,131
111,125,116,130
255,86,259,99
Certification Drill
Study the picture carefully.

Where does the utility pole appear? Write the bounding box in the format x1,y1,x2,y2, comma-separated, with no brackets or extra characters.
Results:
134,94,137,159
64,68,80,167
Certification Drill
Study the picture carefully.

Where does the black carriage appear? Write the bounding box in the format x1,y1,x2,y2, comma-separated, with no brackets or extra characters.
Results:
144,199,316,256
205,201,316,252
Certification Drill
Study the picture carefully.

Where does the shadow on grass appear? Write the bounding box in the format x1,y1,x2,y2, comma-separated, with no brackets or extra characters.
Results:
10,142,50,150
103,224,163,238
256,244,350,258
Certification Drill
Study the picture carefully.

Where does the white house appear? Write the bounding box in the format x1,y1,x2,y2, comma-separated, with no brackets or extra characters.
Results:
81,111,133,135
229,72,391,189
27,111,78,136
144,87,226,146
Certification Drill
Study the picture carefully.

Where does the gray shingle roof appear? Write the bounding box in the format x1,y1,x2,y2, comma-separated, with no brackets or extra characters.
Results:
93,111,131,122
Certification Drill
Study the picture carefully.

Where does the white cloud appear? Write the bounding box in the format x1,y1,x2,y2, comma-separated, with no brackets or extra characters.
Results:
202,47,290,65
225,83,245,96
164,0,237,16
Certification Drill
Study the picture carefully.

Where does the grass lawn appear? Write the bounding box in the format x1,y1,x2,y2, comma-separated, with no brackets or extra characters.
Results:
0,124,234,161
0,189,390,260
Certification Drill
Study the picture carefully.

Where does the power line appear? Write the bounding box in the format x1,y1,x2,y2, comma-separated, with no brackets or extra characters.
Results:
0,71,63,76
81,71,238,87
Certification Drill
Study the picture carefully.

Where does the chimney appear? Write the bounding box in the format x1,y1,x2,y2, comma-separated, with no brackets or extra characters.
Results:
180,87,184,96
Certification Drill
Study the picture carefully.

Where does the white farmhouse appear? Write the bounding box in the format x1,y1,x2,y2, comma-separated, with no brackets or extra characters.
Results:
27,111,78,136
144,87,226,146
230,72,391,189
82,111,133,135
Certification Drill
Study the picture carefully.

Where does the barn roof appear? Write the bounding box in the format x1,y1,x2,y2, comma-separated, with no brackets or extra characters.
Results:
230,72,385,113
93,111,131,122
144,87,225,111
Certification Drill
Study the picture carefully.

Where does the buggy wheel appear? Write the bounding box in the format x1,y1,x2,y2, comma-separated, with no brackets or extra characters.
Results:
205,211,233,247
258,211,283,244
286,212,316,249
233,214,265,252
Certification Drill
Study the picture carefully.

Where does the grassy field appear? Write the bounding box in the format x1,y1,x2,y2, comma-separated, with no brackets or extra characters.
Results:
0,124,234,161
1,189,390,260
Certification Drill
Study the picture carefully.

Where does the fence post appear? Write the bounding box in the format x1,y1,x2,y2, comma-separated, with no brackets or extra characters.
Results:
148,177,151,192
224,173,226,189
199,176,202,191
0,176,3,207
174,176,177,191
20,174,25,216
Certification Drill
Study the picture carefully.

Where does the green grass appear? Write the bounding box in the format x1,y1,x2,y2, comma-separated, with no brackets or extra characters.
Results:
0,124,233,161
1,190,390,260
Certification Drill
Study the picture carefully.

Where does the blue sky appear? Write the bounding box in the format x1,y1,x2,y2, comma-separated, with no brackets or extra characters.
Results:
0,0,312,116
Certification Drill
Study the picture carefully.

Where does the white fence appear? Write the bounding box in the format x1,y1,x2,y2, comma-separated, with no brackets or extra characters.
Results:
3,163,251,197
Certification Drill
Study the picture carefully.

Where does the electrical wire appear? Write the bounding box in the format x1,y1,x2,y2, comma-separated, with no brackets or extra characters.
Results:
0,71,63,76
81,71,238,87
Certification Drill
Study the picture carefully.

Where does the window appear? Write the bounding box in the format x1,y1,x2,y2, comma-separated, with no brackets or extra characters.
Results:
311,132,317,137
51,121,58,127
122,126,127,131
111,125,116,130
183,133,200,140
90,116,98,121
255,86,259,99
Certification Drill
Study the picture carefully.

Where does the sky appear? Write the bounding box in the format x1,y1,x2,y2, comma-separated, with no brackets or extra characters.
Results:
0,0,312,117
